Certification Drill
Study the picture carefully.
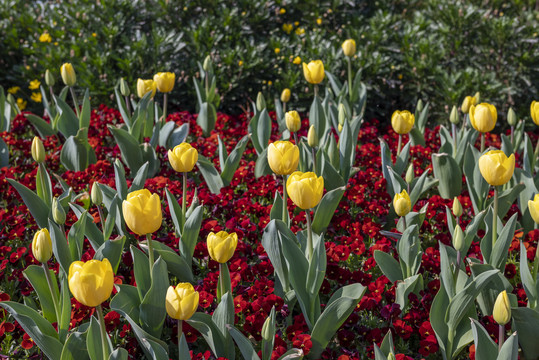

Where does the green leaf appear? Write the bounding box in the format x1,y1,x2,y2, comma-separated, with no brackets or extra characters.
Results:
490,213,518,271
149,241,194,283
55,95,80,137
110,284,141,324
228,325,261,360
0,138,8,168
269,190,290,226
212,292,234,339
87,316,105,360
374,250,403,283
520,241,537,308
79,89,91,129
512,307,539,360
432,153,462,199
197,102,217,137
26,114,57,136
108,126,144,173
131,246,151,301
395,274,423,310
68,211,86,261
7,178,50,228
58,276,71,342
113,160,127,201
221,134,249,186
139,257,168,338
60,129,96,171
94,236,126,273
496,332,518,360
108,348,129,360
69,204,104,251
261,220,293,293
23,265,59,323
180,205,204,267
168,123,190,149
178,334,191,360
197,155,224,194
255,146,272,178
188,312,230,359
309,97,326,145
60,330,90,360
470,319,497,360
312,186,345,234
49,220,73,274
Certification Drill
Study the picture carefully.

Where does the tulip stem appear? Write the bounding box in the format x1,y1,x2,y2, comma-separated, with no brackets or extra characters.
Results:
218,263,225,301
182,172,187,232
97,304,111,360
69,87,80,118
306,210,313,262
42,263,60,327
282,176,289,225
97,204,105,233
283,102,287,115
178,319,183,359
293,132,299,146
311,147,318,175
510,125,514,147
347,57,353,103
314,85,319,98
125,95,132,117
454,250,461,278
532,138,539,171
493,187,499,250
480,133,485,153
451,123,457,157
146,233,155,278
397,135,402,157
162,93,168,124
498,324,504,352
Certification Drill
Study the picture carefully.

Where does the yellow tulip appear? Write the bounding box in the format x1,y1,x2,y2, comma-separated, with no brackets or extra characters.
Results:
492,290,511,325
528,194,539,224
461,95,476,114
153,72,175,93
286,171,324,209
31,136,45,163
285,111,301,133
166,283,199,320
307,125,318,147
268,141,299,175
168,143,198,173
136,79,157,98
391,110,415,135
32,228,52,263
302,60,325,84
68,258,114,307
470,103,497,133
531,101,539,126
122,189,162,235
207,231,238,263
60,63,76,87
341,39,356,57
393,189,411,217
281,88,291,103
478,150,515,186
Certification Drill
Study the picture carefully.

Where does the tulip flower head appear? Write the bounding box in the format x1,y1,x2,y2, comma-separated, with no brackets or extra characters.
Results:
469,103,497,133
32,228,52,263
531,101,539,126
207,231,238,263
461,95,476,114
136,79,157,98
166,283,199,320
68,258,114,307
153,72,175,93
393,189,411,217
302,60,325,84
285,110,301,132
341,39,356,57
391,110,415,135
478,150,515,186
281,88,291,103
492,290,511,325
31,137,45,163
268,141,299,175
528,194,539,224
307,125,318,147
286,171,324,210
122,189,162,235
168,143,198,173
60,63,76,87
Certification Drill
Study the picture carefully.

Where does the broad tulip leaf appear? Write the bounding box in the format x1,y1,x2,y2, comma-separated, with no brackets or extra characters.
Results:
110,284,141,324
60,129,96,172
108,348,129,360
432,153,462,199
158,121,175,147
131,245,151,301
113,160,127,200
49,220,74,274
114,87,131,127
87,316,110,360
178,334,191,360
255,146,272,178
212,292,234,340
26,114,56,136
168,123,190,149
188,312,231,359
496,332,518,360
181,204,204,267
165,188,184,237
60,330,90,360
262,220,293,293
228,325,261,360
277,349,304,360
511,307,539,360
70,204,104,250
197,155,224,194
269,190,290,226
149,241,194,283
469,262,513,316
374,250,403,283
395,274,423,310
197,102,217,137
490,213,518,271
309,97,326,145
58,276,71,342
108,126,144,173
520,241,538,308
221,134,249,186
23,265,59,323
0,138,7,168
7,178,50,228
139,257,168,338
470,319,497,360
79,89,91,129
319,152,345,192
312,186,345,234
55,95,80,137
68,211,86,261
94,236,126,273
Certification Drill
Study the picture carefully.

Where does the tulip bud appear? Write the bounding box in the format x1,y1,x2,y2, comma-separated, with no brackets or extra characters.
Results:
45,69,55,87
387,354,396,360
341,39,356,57
416,99,424,113
338,103,347,126
52,197,66,225
452,225,464,252
286,171,324,209
474,92,481,104
280,88,291,103
32,228,52,263
203,55,212,72
261,315,273,341
31,137,45,163
452,197,462,217
256,92,266,111
450,105,459,124
207,231,238,263
285,111,301,133
393,189,411,217
307,125,318,147
492,290,511,325
507,107,517,126
91,182,103,205
528,194,539,224
60,63,77,87
531,101,539,126
120,78,130,97
405,163,414,184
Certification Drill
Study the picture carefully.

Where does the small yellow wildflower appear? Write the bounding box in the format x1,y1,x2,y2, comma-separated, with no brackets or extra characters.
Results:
279,8,286,14
274,48,280,54
293,56,301,65
92,33,97,37
282,23,293,34
238,60,244,67
295,27,305,35
17,98,27,110
7,86,20,94
39,32,52,43
29,80,41,90
31,92,42,103
294,21,299,26
316,18,322,25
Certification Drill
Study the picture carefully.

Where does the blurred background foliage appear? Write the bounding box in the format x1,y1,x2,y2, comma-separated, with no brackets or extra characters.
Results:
1,0,538,125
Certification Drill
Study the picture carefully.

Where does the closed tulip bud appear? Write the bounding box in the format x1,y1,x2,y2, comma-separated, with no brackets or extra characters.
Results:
203,55,212,72
207,231,238,263
452,197,462,217
528,194,539,224
286,171,324,209
120,77,130,97
68,259,114,307
281,88,291,103
393,189,411,217
261,315,273,341
136,79,157,98
153,72,175,93
166,283,199,320
60,63,76,87
285,110,301,133
387,354,396,360
492,290,511,325
338,124,343,132
168,143,198,173
474,92,481,104
31,136,45,163
122,189,162,235
338,103,347,125
450,105,459,124
506,107,517,126
452,225,464,252
461,96,476,114
52,197,66,225
391,110,415,135
307,125,318,147
405,164,414,184
341,39,356,57
256,92,266,111
470,103,497,133
416,99,424,113
531,101,539,126
32,228,52,263
91,182,103,205
302,60,325,84
45,69,55,87
478,150,515,186
268,141,299,175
